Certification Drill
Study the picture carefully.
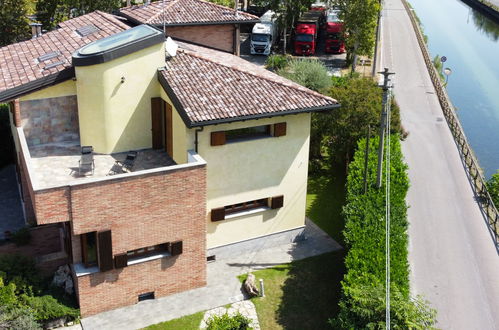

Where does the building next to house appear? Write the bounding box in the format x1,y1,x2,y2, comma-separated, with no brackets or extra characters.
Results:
119,0,259,55
0,10,339,318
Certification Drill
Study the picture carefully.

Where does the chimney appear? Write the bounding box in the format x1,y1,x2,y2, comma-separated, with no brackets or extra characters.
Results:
145,0,151,5
126,0,131,6
29,23,43,39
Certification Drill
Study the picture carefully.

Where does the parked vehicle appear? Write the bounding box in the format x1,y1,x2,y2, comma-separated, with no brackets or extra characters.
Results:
293,10,325,55
325,9,345,54
250,10,279,55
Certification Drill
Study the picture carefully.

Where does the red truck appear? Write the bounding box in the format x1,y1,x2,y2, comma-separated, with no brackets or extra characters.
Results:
325,9,345,54
294,10,324,55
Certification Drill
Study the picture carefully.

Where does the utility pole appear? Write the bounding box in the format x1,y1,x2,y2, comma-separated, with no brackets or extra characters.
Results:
376,68,395,189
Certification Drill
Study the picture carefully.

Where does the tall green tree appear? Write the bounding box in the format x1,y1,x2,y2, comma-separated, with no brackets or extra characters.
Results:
0,0,30,46
36,0,122,30
335,0,380,72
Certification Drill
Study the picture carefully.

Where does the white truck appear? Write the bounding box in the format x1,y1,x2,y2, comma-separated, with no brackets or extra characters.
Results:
250,10,279,55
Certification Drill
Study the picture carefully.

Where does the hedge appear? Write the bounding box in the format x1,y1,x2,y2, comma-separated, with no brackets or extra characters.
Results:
333,135,436,328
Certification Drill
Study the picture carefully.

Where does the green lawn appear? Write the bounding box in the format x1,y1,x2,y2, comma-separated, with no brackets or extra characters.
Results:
306,166,347,245
239,251,346,330
143,311,204,330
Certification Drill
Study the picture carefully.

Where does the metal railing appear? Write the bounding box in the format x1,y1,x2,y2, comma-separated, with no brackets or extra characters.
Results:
402,0,499,242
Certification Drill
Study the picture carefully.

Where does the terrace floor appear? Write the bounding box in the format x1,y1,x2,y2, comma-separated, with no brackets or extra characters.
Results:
28,143,176,189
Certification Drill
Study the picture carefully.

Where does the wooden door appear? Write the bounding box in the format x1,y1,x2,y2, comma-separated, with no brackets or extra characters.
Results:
151,97,163,149
164,101,173,156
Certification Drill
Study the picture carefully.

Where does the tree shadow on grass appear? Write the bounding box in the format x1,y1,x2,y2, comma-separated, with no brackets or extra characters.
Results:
306,165,347,245
276,251,346,330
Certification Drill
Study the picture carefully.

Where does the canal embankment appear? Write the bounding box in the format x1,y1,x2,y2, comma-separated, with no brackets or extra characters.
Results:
461,0,499,20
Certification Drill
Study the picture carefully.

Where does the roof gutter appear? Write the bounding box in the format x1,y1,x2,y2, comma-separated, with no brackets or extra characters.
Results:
118,12,259,27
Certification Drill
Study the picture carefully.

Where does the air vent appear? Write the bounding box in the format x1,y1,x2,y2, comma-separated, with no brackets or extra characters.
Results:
38,51,60,62
76,24,99,37
44,60,65,70
138,292,155,302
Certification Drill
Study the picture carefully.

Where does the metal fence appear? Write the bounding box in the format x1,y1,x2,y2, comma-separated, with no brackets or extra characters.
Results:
402,0,499,242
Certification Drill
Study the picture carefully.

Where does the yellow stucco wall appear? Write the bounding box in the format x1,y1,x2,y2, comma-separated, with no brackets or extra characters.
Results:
191,114,311,248
75,43,165,154
159,89,187,164
19,80,77,101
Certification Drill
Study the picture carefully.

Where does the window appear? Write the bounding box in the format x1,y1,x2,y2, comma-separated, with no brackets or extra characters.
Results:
81,232,97,267
295,34,314,42
224,198,268,215
211,195,284,221
211,123,286,146
127,243,169,259
114,241,183,268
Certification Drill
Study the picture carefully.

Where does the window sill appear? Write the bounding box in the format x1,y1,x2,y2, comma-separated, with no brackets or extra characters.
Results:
74,263,99,277
127,252,171,266
225,206,270,220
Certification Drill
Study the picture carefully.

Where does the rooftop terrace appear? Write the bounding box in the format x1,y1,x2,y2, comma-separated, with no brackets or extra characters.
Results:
28,143,176,189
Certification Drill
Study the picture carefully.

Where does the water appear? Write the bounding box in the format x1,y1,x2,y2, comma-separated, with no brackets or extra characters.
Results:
409,0,499,178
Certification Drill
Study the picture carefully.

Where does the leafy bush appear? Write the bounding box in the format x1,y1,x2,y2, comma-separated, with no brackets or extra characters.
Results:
277,59,331,92
22,295,79,322
265,54,290,71
206,312,252,330
11,227,32,246
0,305,41,330
332,136,437,328
0,255,42,295
487,170,499,208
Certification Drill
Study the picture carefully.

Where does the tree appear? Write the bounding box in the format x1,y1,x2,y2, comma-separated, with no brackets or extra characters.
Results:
36,0,122,30
267,0,313,53
325,76,401,165
335,0,380,72
0,0,30,46
487,170,499,208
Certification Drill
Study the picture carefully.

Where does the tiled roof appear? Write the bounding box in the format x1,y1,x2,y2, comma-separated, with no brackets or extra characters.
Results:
0,11,130,102
119,0,259,26
160,42,338,126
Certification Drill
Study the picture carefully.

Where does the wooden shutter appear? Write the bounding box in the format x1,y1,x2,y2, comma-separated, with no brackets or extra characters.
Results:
151,97,163,149
211,131,226,146
97,230,114,272
171,241,183,256
211,207,226,222
271,195,284,209
165,101,173,156
114,253,128,269
273,122,287,137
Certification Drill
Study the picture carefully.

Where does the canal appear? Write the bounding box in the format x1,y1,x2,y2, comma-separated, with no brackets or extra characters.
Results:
408,0,499,178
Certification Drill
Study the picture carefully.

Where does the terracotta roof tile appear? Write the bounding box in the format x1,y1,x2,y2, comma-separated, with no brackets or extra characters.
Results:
0,11,130,100
161,43,338,125
120,0,258,26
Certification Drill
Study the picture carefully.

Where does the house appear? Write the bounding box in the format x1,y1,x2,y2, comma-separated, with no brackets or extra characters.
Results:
119,0,259,55
0,11,339,317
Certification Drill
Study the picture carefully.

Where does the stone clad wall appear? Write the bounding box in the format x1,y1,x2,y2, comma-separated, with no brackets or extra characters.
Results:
20,95,79,146
167,24,235,53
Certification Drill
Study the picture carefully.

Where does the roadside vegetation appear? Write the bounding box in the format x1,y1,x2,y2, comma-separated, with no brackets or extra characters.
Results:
487,170,499,208
144,311,204,330
0,255,79,329
332,135,437,328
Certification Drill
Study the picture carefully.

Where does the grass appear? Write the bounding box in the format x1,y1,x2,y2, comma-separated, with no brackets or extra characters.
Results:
239,251,346,330
143,311,204,330
306,165,347,245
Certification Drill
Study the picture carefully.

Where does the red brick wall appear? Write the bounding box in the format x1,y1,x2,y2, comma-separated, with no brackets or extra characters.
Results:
34,187,71,225
70,165,207,316
167,24,235,53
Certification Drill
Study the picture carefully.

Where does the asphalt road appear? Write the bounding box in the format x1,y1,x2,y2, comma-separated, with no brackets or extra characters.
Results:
379,0,499,328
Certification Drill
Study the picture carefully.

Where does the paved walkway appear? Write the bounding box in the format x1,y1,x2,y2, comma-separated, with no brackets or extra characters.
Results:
380,0,499,329
0,164,25,240
80,219,341,330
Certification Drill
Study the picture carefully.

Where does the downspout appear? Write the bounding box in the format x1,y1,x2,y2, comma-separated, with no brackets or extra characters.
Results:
194,126,204,153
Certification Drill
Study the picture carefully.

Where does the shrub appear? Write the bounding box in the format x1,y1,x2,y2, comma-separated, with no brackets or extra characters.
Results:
0,255,42,295
11,227,31,246
487,170,499,208
0,305,41,330
265,54,290,71
277,59,331,92
22,295,79,322
206,312,252,330
332,136,437,328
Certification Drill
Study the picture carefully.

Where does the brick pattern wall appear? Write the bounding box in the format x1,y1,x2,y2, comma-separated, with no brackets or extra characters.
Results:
70,165,207,316
19,95,79,146
34,187,71,225
167,24,235,53
11,100,21,127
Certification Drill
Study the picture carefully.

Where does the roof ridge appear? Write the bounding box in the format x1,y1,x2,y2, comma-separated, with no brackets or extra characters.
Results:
179,50,337,103
145,0,179,23
93,10,131,30
189,0,259,19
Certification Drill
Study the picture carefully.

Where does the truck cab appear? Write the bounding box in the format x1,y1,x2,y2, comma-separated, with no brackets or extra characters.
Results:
325,9,345,54
294,10,324,56
250,10,279,55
